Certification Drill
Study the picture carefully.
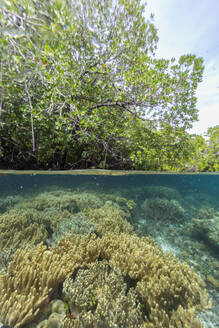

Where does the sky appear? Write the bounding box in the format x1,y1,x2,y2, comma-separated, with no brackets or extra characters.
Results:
145,0,219,135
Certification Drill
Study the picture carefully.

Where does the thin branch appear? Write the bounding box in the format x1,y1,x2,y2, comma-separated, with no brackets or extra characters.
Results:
87,100,148,121
25,81,35,153
71,94,97,103
0,62,2,117
9,39,26,60
2,8,49,29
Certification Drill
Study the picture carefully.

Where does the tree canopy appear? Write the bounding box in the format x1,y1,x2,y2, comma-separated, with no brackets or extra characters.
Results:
1,0,215,171
186,125,219,172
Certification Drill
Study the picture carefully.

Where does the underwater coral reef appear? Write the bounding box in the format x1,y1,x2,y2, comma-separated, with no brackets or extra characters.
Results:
0,185,218,328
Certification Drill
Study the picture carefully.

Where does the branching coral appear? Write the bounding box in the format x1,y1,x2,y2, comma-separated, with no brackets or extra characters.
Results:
0,195,22,214
99,233,210,327
51,234,101,275
197,207,215,219
0,185,213,328
0,209,47,252
62,260,145,327
145,305,204,328
0,233,103,328
0,246,15,273
100,194,136,218
0,244,66,327
84,204,134,236
0,220,211,328
51,232,210,327
17,191,79,213
18,191,104,213
50,212,96,245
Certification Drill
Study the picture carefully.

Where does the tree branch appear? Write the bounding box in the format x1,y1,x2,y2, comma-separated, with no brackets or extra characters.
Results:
25,81,36,153
0,62,2,117
87,100,148,121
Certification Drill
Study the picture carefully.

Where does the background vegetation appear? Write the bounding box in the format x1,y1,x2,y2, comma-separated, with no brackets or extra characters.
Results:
0,0,218,171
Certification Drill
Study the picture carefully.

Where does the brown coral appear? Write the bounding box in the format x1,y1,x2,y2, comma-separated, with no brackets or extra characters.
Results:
197,207,215,219
0,231,210,328
53,232,210,328
18,190,103,213
51,234,101,275
0,209,47,252
0,243,66,327
84,204,134,236
62,260,145,328
99,233,210,327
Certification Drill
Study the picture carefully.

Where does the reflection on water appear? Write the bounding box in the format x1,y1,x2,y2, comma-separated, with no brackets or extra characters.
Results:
0,172,218,328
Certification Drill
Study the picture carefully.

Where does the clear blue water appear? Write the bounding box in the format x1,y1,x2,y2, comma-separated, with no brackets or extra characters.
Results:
0,172,218,328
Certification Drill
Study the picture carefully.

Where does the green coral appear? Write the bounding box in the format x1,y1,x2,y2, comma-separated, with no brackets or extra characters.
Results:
101,194,136,218
17,190,104,214
86,291,98,309
0,195,22,214
189,214,219,254
16,191,79,213
140,185,181,200
50,212,96,245
141,197,185,221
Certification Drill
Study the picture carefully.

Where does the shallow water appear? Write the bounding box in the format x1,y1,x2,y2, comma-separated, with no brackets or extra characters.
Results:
0,171,218,328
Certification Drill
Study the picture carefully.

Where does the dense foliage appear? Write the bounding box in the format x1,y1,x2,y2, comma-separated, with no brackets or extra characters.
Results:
186,126,219,172
0,0,217,170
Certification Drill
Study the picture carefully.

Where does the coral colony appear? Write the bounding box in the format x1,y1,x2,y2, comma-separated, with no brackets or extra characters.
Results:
0,187,216,327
